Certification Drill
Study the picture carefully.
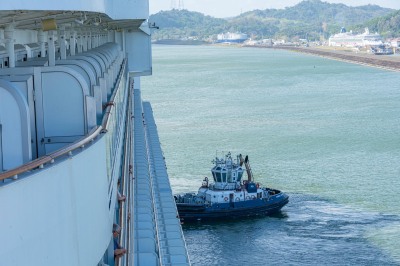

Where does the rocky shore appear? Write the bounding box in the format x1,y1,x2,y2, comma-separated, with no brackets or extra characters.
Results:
272,46,400,72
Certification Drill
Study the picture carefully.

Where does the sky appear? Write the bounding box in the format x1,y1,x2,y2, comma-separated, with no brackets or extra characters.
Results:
150,0,400,18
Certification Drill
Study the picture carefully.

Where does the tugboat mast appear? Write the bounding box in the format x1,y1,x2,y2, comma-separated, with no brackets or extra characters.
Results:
239,154,254,182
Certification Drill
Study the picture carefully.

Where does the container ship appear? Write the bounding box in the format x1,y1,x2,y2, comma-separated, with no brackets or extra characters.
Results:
0,1,189,265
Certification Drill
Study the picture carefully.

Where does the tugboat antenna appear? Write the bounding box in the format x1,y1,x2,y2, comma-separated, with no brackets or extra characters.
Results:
239,154,244,166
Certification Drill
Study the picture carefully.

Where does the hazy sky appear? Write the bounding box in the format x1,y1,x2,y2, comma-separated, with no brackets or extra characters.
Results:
150,0,400,18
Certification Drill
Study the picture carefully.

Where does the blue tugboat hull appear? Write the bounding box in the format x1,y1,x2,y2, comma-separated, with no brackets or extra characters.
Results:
177,193,289,222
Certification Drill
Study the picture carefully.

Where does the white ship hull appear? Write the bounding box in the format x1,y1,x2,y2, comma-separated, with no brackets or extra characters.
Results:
216,32,248,43
0,1,189,265
1,137,111,265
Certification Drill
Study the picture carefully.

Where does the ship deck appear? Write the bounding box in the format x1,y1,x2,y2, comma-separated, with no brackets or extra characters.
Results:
132,89,190,265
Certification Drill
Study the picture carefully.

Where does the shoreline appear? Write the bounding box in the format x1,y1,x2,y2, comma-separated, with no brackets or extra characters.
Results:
254,45,400,72
153,41,400,72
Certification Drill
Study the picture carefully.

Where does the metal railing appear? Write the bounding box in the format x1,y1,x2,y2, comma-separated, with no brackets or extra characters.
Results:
0,126,103,181
0,59,127,182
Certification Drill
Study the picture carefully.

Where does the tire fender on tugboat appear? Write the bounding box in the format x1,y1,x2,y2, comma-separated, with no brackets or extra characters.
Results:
224,197,228,202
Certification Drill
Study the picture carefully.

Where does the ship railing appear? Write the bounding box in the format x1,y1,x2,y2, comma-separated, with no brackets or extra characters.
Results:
0,58,127,183
0,125,103,182
116,78,134,266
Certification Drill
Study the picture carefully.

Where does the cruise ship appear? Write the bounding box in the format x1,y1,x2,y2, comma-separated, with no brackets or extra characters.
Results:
329,27,383,47
216,32,248,44
0,1,190,266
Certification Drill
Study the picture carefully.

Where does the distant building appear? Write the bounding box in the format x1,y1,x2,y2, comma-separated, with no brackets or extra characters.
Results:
389,38,400,48
329,27,383,47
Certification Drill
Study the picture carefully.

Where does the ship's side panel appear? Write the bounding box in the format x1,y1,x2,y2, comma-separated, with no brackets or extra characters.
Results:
0,0,149,20
105,0,149,19
0,81,31,170
126,31,152,75
0,138,110,266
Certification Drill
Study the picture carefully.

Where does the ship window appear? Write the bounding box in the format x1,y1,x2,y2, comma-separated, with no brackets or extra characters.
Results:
222,172,227,182
226,170,231,182
212,171,216,182
215,172,221,182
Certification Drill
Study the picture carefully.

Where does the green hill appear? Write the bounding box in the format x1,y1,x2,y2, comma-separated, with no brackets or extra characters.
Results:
354,9,400,38
149,10,226,40
149,0,396,41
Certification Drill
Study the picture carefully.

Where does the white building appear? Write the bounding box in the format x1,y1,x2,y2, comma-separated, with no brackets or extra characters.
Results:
390,38,400,48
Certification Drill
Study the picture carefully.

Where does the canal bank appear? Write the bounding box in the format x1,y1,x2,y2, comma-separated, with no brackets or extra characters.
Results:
270,46,400,72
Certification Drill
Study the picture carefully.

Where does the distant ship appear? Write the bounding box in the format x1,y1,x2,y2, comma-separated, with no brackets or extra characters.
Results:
174,153,289,222
329,27,383,47
216,32,248,44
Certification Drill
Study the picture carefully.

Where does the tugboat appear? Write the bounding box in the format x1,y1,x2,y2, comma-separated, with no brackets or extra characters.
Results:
174,152,289,222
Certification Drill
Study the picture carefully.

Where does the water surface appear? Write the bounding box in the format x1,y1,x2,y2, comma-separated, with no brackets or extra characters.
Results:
142,45,400,265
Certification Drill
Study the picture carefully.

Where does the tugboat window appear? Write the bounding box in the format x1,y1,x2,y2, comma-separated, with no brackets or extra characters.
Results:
222,172,227,182
215,172,221,182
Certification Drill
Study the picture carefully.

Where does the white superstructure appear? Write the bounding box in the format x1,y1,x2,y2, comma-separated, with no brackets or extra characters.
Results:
329,27,383,47
0,1,189,266
216,32,248,43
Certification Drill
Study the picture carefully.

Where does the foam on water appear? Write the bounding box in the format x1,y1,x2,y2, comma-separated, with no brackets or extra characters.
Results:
183,194,399,265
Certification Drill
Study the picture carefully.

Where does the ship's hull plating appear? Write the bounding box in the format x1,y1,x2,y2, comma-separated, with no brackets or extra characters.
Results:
177,193,289,222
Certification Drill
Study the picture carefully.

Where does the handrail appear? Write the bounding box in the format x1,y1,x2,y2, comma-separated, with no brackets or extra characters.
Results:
0,59,127,182
0,126,103,181
117,78,133,266
101,59,127,130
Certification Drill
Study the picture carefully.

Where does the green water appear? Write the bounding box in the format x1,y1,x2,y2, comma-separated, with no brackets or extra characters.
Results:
142,45,400,265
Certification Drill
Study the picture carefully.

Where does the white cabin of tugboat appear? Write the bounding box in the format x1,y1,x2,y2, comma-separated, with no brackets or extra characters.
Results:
198,153,263,205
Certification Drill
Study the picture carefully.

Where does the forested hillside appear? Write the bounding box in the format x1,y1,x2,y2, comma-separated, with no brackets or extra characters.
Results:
355,9,400,37
149,0,396,41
